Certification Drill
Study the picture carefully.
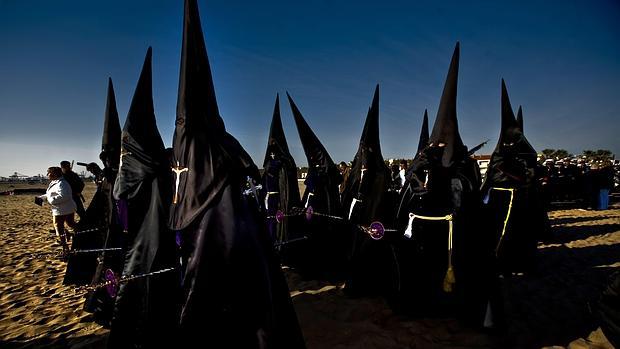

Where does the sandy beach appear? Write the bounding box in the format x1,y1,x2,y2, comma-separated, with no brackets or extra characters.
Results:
1,182,618,348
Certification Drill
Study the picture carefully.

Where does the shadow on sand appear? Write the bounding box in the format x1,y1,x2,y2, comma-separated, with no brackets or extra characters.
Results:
501,222,619,348
545,223,620,245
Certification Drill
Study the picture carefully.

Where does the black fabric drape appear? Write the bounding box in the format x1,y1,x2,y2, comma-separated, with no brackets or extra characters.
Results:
481,79,548,275
107,47,181,348
391,43,498,326
286,92,345,279
261,94,302,246
341,85,396,297
169,1,305,347
64,78,121,287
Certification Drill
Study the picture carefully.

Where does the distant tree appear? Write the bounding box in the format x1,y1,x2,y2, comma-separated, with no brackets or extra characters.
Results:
581,149,614,163
541,148,571,160
582,150,595,159
541,149,555,159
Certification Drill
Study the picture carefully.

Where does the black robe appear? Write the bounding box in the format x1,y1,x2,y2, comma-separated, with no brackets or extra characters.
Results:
106,47,181,349
481,80,548,275
341,85,397,297
170,1,305,347
394,150,491,320
391,44,497,325
287,92,345,279
261,94,302,247
63,178,110,285
81,79,126,325
82,174,125,326
64,78,122,290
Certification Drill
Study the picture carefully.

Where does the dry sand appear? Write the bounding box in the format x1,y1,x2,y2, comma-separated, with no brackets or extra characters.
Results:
1,182,618,348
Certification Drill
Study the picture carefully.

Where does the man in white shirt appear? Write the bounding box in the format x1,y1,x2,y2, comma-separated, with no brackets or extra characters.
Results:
37,166,77,256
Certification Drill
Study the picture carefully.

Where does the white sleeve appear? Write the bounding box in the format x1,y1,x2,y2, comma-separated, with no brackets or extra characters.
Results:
48,181,72,205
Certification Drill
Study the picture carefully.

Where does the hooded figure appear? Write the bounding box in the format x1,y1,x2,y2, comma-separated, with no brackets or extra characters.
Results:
341,85,391,225
287,92,345,279
481,80,547,275
82,77,127,325
107,48,181,349
287,92,342,214
64,78,122,288
169,1,305,347
391,43,496,326
394,109,430,229
341,85,398,297
261,94,302,247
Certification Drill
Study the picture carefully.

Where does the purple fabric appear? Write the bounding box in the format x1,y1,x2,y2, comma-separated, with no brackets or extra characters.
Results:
116,199,129,232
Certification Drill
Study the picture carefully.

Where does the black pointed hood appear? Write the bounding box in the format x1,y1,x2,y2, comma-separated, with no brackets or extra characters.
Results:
417,109,429,154
175,0,224,134
170,0,258,230
500,79,519,141
263,94,294,168
497,79,519,148
287,92,335,168
342,85,391,224
114,47,166,200
495,79,535,155
429,42,465,167
101,78,121,169
516,106,524,133
352,85,384,169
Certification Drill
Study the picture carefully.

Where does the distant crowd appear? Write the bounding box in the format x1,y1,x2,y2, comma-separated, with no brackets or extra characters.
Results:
538,158,616,209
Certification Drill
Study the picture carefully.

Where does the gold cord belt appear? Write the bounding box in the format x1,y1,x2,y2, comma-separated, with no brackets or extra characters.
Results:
405,213,455,292
489,187,515,256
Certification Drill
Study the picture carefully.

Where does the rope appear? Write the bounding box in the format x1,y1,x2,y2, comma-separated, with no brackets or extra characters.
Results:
489,187,515,256
405,213,455,292
264,191,279,211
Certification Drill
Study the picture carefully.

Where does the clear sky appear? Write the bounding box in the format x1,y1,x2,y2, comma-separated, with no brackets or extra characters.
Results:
0,0,618,177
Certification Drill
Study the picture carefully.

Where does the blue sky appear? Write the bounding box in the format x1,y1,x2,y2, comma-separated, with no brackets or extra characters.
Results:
0,0,618,177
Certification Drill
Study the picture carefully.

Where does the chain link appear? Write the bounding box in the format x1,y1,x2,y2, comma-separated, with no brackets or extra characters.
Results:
74,267,177,295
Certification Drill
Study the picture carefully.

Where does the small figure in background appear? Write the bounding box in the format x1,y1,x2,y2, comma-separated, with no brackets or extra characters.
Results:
36,166,77,256
60,160,86,219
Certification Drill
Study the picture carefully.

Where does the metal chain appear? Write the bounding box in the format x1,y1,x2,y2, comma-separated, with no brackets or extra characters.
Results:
72,227,104,235
75,267,177,294
273,207,400,238
70,247,122,254
29,247,123,260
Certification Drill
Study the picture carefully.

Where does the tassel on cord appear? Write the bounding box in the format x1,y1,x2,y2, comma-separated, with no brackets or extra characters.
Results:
442,218,455,292
405,213,455,292
304,192,314,208
404,213,415,238
348,198,360,220
490,187,515,257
